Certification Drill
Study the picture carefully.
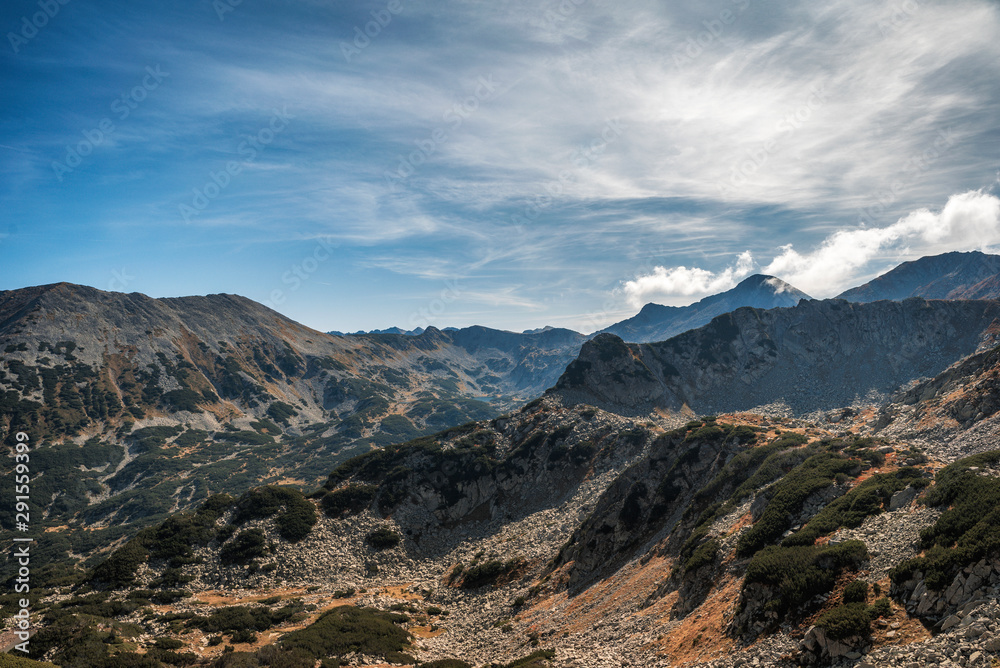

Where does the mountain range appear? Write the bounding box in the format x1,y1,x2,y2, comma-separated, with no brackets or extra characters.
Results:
5,250,1000,667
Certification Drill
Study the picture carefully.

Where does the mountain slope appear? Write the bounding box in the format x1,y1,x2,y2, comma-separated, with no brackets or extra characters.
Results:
64,393,1000,668
552,298,1000,416
0,283,581,570
598,274,810,343
838,251,1000,302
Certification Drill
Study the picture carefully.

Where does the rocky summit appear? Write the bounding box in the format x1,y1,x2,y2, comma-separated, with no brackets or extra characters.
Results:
597,274,811,344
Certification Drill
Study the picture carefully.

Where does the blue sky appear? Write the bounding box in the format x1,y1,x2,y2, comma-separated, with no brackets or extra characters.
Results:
1,0,999,333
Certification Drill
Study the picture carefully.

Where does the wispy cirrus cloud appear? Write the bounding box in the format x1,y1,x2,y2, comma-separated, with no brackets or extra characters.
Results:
2,0,1000,332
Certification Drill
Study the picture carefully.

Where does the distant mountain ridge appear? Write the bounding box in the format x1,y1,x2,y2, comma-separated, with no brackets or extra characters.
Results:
838,250,1000,302
598,274,811,343
552,297,1000,415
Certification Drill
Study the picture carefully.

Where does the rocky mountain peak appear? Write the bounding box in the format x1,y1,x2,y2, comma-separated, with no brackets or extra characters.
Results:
838,250,1000,302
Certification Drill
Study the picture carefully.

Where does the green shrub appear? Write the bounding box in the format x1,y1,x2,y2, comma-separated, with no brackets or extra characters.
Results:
743,540,869,618
421,661,473,668
220,529,268,565
233,486,317,542
267,401,299,425
816,603,872,640
783,469,923,547
231,629,258,644
462,559,522,589
154,638,184,650
842,580,868,603
279,606,410,660
890,451,1000,590
88,528,154,587
684,539,719,573
162,389,204,412
322,484,376,517
366,527,401,550
869,597,892,618
737,453,859,557
495,649,556,668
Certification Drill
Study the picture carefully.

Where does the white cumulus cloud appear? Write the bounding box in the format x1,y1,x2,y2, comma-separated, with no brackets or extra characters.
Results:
617,191,1000,309
621,250,755,307
763,190,1000,295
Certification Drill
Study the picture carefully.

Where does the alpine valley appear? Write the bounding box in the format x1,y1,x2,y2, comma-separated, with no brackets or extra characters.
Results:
4,251,1000,668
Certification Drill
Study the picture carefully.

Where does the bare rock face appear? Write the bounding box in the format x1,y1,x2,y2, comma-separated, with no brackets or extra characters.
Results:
799,625,870,664
552,298,1000,416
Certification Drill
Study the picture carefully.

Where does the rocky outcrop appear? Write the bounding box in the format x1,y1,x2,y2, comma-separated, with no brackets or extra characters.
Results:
553,298,1000,415
799,624,870,664
893,557,1000,622
552,428,743,588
